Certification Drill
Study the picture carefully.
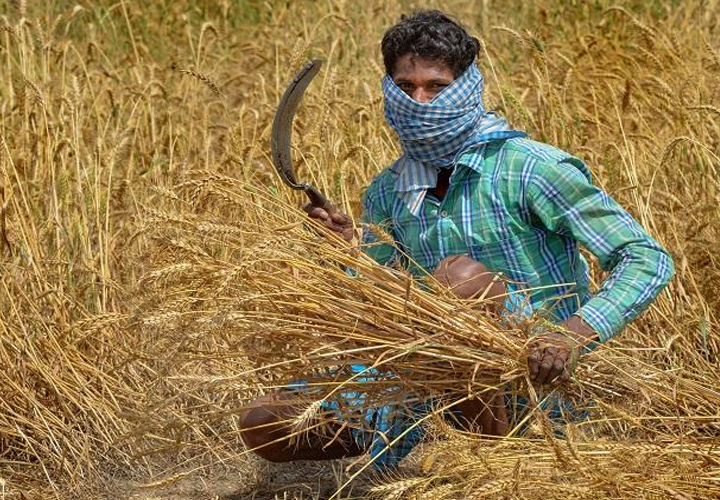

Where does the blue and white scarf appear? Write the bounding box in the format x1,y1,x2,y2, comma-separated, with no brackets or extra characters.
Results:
382,64,526,214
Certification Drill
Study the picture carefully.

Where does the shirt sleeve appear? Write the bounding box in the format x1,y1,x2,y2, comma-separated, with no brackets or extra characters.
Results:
360,175,401,268
527,159,675,342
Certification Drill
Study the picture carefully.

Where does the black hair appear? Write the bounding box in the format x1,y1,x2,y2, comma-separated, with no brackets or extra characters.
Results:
381,10,480,78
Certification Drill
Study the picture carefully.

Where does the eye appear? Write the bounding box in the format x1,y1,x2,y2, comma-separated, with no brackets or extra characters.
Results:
397,82,414,92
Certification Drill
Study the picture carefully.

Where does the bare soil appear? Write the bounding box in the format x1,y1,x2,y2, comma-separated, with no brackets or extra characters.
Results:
111,456,384,500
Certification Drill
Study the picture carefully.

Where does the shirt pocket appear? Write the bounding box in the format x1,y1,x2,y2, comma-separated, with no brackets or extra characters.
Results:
467,233,542,288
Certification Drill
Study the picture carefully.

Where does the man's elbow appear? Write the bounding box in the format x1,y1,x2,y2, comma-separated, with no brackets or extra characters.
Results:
656,246,675,290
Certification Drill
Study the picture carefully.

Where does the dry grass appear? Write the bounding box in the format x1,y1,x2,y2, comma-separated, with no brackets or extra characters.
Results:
0,0,718,499
369,435,720,499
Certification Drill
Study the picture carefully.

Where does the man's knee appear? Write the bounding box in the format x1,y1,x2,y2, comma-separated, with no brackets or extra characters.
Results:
434,255,507,304
239,396,293,462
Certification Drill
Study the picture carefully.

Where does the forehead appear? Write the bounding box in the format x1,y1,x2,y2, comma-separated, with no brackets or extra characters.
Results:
392,54,454,80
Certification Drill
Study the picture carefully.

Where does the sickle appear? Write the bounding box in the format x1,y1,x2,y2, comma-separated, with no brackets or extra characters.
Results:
271,59,331,209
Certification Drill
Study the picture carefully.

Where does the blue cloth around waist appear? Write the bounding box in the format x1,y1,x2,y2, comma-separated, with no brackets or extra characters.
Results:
286,364,588,470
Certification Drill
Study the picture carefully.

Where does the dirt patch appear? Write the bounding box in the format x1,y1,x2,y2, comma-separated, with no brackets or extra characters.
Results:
111,455,383,500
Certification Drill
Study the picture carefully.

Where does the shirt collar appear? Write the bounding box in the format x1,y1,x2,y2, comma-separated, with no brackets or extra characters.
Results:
392,145,488,216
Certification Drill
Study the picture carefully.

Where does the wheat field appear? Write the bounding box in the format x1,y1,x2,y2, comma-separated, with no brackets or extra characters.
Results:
1,0,719,498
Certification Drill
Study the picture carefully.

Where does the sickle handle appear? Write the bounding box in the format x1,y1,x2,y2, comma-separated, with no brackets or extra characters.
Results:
304,184,331,210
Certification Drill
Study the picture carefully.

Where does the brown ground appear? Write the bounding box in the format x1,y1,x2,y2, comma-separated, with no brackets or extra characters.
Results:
110,455,389,500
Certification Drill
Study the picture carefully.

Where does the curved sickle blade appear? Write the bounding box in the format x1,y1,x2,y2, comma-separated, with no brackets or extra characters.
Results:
271,59,329,209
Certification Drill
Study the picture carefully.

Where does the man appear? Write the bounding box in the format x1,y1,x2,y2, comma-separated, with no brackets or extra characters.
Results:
240,9,674,468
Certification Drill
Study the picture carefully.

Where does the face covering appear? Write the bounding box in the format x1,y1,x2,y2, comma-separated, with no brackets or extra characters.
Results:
382,63,526,214
383,63,525,168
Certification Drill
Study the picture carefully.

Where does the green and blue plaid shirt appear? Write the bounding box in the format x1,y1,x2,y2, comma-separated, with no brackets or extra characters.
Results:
360,137,674,342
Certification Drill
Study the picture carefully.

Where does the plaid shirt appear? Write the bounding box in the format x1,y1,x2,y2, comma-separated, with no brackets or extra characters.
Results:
361,137,674,341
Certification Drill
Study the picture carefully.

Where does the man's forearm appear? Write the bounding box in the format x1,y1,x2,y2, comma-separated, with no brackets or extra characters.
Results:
561,315,598,341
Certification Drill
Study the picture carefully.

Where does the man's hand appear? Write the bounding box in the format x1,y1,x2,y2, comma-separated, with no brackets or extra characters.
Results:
527,316,598,386
303,204,354,242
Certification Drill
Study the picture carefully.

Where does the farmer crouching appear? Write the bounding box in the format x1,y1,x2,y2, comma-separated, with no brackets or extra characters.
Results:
239,9,673,468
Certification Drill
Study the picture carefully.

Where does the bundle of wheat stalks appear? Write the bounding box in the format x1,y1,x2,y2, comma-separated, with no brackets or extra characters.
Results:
141,189,525,399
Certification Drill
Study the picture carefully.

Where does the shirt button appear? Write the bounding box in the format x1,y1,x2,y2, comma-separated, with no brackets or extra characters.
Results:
440,211,448,218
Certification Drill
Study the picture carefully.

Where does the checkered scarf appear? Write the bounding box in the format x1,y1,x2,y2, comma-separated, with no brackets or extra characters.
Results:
383,64,525,191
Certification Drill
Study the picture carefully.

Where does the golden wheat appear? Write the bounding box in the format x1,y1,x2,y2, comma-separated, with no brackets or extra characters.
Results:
0,1,718,499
